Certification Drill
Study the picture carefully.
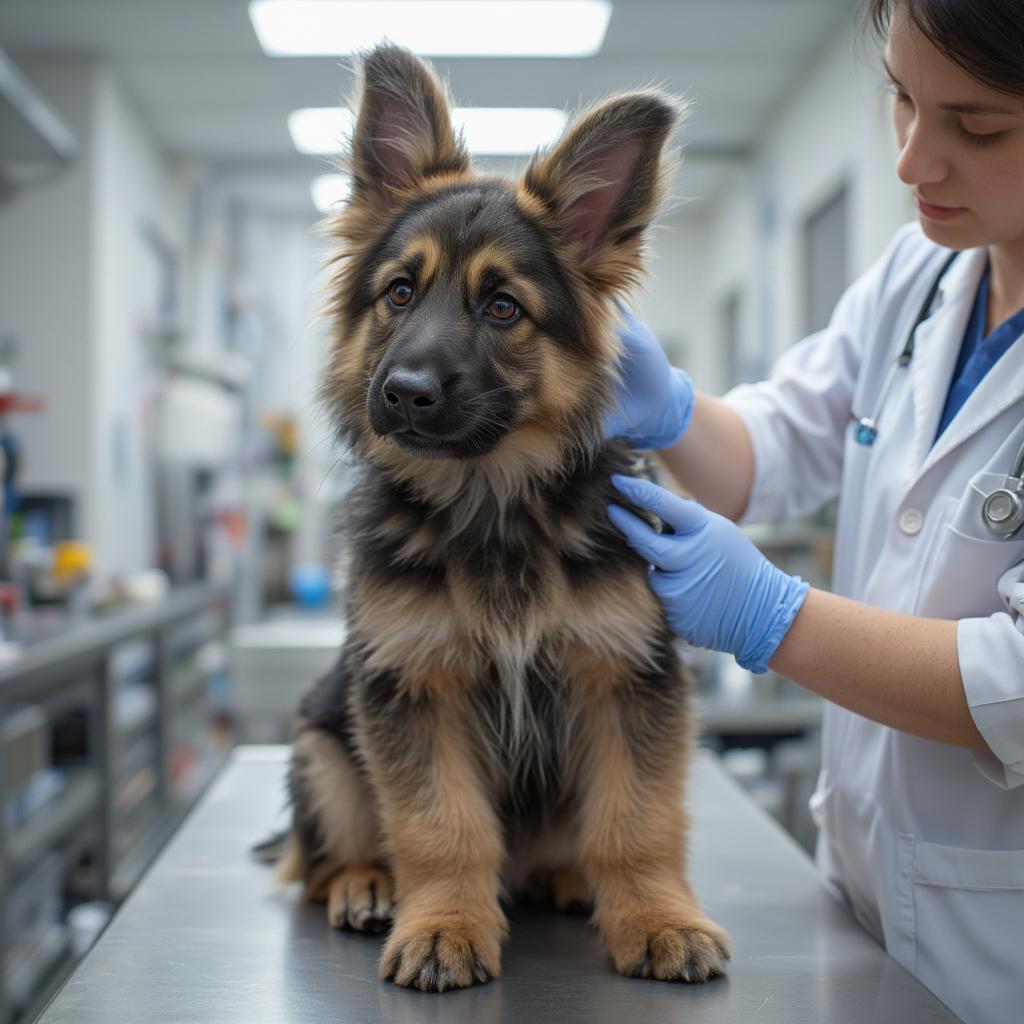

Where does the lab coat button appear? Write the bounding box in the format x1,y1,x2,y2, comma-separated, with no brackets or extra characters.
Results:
899,508,924,535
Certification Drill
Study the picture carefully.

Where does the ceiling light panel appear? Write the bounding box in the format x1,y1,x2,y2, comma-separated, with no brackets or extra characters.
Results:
288,108,354,155
311,173,352,212
250,1,612,58
289,107,568,156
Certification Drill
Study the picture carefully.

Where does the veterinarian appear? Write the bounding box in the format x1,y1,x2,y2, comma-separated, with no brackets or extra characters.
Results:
605,2,1024,1022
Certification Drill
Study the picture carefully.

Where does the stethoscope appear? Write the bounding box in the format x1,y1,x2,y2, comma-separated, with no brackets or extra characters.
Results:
851,250,1024,538
982,445,1024,538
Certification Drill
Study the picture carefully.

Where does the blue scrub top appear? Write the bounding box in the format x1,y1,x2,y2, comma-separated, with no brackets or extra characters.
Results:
935,264,1024,442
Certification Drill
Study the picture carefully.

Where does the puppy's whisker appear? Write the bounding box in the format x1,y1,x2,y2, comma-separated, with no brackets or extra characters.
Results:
315,437,358,499
301,433,339,459
462,384,517,406
315,456,344,499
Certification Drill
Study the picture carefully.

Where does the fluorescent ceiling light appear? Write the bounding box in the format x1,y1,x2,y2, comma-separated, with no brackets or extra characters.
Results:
288,108,354,156
250,1,612,58
311,173,352,212
289,107,567,156
455,107,566,155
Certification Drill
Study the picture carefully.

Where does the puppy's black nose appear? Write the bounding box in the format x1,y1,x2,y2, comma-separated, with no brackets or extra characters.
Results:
382,368,442,420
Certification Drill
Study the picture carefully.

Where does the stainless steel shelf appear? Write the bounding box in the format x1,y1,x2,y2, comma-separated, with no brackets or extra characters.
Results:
116,704,158,743
110,750,227,902
170,667,207,708
0,584,231,1024
7,925,71,1024
0,584,227,702
6,772,100,876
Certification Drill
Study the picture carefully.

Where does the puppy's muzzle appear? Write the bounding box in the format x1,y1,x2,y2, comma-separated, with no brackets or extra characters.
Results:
382,367,444,427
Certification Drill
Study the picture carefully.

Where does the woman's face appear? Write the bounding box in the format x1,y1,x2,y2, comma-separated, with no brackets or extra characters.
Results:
886,13,1024,252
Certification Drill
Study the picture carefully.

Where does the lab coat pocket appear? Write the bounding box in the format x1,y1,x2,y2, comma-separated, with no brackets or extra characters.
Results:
903,838,1024,1024
917,474,1024,619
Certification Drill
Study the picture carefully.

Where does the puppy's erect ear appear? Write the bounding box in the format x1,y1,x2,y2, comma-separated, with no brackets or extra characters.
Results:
349,44,469,210
523,93,682,286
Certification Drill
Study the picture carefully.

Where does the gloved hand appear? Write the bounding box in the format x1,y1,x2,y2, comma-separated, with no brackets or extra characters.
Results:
604,305,695,451
607,474,809,674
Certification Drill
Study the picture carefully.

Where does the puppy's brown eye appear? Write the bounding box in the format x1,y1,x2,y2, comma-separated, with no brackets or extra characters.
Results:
487,295,519,322
388,280,414,307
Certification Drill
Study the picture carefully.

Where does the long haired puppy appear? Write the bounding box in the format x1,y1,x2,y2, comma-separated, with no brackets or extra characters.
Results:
279,44,731,991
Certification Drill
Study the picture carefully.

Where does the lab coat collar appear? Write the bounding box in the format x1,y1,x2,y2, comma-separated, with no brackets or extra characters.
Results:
909,245,1024,480
934,243,984,306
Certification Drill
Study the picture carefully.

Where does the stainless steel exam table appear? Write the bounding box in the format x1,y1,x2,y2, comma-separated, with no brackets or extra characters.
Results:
37,746,956,1023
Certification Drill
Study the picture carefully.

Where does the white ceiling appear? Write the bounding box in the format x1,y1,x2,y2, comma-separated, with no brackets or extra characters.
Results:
0,0,850,213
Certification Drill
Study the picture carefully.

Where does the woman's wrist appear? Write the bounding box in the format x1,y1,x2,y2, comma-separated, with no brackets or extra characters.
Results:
656,393,756,521
768,588,986,750
737,569,810,674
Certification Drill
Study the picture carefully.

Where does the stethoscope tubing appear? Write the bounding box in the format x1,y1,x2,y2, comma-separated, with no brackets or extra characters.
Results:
852,251,959,445
850,251,1023,537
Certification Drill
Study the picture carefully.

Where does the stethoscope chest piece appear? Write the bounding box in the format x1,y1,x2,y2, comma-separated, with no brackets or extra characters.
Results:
982,479,1024,537
850,250,1024,538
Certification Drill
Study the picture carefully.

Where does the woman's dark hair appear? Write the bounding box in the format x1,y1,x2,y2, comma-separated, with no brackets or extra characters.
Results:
867,0,1024,97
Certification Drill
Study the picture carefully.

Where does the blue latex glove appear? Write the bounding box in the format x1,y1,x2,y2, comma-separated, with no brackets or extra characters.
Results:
607,474,809,674
604,305,695,451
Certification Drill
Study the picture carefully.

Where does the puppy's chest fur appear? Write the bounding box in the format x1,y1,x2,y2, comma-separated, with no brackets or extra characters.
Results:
345,447,659,682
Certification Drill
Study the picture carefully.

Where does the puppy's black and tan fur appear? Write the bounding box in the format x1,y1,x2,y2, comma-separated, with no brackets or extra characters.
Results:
278,44,731,991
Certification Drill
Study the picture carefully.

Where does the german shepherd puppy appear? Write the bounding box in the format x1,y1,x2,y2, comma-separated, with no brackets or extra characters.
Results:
279,43,731,992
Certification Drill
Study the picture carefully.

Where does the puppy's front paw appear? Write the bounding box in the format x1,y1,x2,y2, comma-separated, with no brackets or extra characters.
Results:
610,915,731,982
326,866,393,933
379,915,503,991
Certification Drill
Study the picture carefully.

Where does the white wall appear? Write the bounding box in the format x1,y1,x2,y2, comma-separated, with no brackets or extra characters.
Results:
619,14,914,400
0,56,189,581
0,58,94,513
219,198,336,581
700,14,915,389
91,63,189,579
635,211,716,390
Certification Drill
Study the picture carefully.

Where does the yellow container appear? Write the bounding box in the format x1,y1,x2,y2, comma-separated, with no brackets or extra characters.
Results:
52,541,92,580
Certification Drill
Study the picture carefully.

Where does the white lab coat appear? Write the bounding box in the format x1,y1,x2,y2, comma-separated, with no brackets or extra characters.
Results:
723,222,1024,1024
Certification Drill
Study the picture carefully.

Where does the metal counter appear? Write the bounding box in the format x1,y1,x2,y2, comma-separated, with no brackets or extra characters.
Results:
38,746,956,1024
0,583,230,1024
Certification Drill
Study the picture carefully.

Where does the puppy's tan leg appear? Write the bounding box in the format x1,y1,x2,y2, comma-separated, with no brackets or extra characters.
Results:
358,681,507,991
287,723,394,932
573,656,731,982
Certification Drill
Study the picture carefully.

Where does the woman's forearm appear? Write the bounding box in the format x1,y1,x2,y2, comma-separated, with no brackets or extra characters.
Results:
655,392,755,521
770,588,988,750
